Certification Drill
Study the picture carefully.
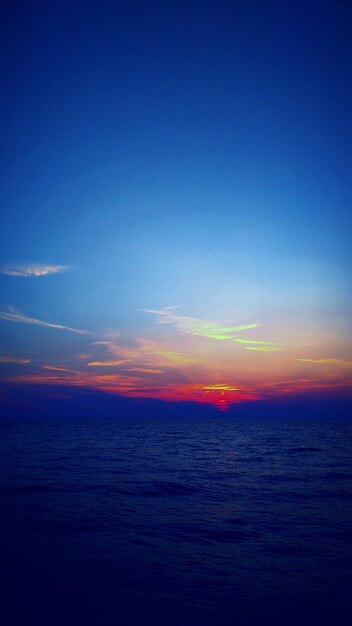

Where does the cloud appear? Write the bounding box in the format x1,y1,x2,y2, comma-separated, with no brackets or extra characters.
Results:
143,307,261,340
202,384,239,391
88,359,129,367
41,365,76,372
89,337,199,369
259,376,352,396
234,338,281,350
1,264,69,277
296,358,352,366
244,344,282,352
127,367,164,375
0,307,91,335
93,341,117,345
0,356,30,364
234,338,275,345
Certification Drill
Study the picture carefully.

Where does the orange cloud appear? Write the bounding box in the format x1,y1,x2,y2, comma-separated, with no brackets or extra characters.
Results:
88,360,129,367
0,356,30,364
296,358,352,366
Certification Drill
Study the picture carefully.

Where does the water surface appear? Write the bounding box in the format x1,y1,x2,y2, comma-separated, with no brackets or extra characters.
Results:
0,416,351,625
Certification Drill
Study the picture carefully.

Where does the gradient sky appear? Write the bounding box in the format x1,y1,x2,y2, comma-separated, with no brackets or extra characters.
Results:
1,0,351,411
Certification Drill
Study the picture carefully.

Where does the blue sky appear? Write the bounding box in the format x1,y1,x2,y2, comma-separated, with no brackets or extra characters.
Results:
0,0,351,410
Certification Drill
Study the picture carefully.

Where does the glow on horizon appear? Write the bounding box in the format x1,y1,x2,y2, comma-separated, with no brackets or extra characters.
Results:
1,306,351,409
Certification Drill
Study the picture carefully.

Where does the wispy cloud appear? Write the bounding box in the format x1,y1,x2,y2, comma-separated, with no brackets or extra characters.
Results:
0,307,91,335
127,367,164,375
0,264,69,277
244,346,281,352
93,341,117,345
88,337,198,369
0,356,30,364
234,339,274,345
88,359,129,367
143,307,261,340
41,365,76,372
234,338,281,351
296,358,352,366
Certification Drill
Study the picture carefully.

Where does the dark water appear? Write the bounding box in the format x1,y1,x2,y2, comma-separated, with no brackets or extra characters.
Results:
0,416,351,626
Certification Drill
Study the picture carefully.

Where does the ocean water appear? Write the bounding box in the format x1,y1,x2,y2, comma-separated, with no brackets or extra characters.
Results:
0,415,351,626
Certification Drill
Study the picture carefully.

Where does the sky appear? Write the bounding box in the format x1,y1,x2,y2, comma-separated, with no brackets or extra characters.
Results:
0,0,351,413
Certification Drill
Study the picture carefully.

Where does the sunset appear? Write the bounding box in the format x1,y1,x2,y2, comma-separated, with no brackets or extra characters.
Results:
2,303,351,409
1,1,351,625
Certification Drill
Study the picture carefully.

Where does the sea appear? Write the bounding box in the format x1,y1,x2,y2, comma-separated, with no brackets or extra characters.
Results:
0,415,351,626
